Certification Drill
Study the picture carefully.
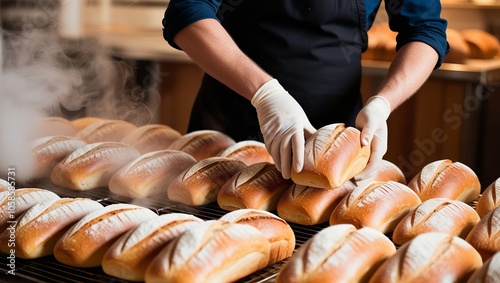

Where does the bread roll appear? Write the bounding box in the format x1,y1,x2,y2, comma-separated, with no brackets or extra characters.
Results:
168,130,236,161
460,29,499,59
218,140,273,165
444,28,471,64
369,232,483,283
31,135,87,180
392,198,481,245
120,124,182,154
467,251,500,283
167,157,246,206
408,159,481,203
476,177,500,218
466,206,500,261
70,117,105,131
0,198,104,258
278,160,407,226
109,150,196,198
0,188,60,232
0,179,9,192
75,119,137,143
217,162,293,211
102,213,204,282
50,142,141,190
145,220,271,283
54,203,158,267
329,181,421,233
219,209,295,264
35,117,78,139
291,123,370,189
276,224,396,283
277,182,353,226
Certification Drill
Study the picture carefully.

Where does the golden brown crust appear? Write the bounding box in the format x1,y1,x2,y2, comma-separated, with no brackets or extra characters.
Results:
218,140,273,165
50,142,141,190
108,149,196,198
291,124,370,189
476,177,500,218
102,213,204,281
167,130,236,161
392,198,481,245
31,135,87,180
369,232,483,283
35,117,78,139
0,198,104,258
467,251,500,283
466,206,500,262
167,157,247,206
70,117,105,131
144,220,271,283
75,119,137,143
408,159,481,203
444,28,471,64
219,209,295,264
0,188,60,232
120,124,182,154
329,181,421,233
276,224,396,283
53,204,158,268
217,162,293,211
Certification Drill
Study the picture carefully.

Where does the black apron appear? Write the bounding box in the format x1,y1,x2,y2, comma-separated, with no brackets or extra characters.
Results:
188,0,368,142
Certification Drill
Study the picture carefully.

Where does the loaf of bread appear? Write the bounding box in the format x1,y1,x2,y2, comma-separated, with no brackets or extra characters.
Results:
145,220,271,283
392,198,481,245
476,177,500,218
109,150,196,198
70,117,105,131
218,140,273,165
467,251,500,283
168,130,236,161
217,162,293,211
460,29,499,59
120,124,182,154
219,209,295,264
0,198,104,258
0,179,9,192
408,159,481,203
276,224,396,283
278,159,408,226
50,142,141,190
444,28,471,64
31,135,87,180
35,117,78,139
363,23,397,62
369,232,483,283
466,206,500,261
0,188,60,232
329,181,421,233
167,157,246,206
102,213,204,281
54,203,158,267
277,182,353,226
75,119,137,143
291,123,370,189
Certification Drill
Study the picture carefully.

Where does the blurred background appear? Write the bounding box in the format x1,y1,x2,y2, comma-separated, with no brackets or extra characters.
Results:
0,0,499,187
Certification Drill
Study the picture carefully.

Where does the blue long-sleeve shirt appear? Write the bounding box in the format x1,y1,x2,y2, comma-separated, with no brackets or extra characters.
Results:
163,0,449,68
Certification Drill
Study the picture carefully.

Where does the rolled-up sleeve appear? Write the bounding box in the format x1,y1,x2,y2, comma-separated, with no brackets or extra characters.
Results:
385,0,449,69
163,0,221,50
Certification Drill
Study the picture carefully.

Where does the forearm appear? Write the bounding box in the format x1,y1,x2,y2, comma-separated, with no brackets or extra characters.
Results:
173,19,272,100
374,42,439,111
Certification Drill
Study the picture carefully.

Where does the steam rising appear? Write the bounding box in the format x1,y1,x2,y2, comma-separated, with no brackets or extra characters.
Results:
0,5,159,182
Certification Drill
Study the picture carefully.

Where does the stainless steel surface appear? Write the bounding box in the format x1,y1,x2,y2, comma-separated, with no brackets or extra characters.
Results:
0,180,328,283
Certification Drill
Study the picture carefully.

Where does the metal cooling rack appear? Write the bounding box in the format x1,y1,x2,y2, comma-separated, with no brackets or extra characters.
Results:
0,180,327,283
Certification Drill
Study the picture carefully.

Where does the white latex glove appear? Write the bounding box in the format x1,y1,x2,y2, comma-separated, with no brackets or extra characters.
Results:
354,95,391,182
251,79,316,179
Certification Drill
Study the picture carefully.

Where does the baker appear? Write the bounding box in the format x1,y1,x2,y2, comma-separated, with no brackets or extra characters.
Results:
162,0,449,180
